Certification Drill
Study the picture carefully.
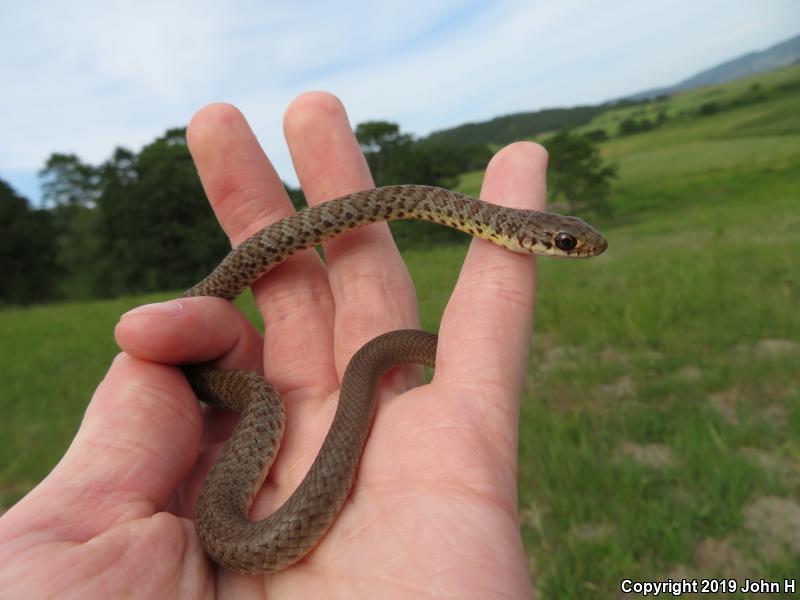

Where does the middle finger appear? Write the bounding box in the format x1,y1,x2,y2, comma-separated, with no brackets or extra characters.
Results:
186,103,338,403
283,92,420,380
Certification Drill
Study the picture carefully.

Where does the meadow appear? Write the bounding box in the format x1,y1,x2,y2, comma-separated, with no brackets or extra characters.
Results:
2,66,799,596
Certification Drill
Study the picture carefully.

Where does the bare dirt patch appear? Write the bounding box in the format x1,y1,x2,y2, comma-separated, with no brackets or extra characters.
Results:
518,504,544,535
599,346,628,366
536,345,585,373
753,339,799,357
601,376,637,398
570,522,613,542
707,389,739,425
762,404,789,428
618,442,675,469
677,365,703,381
740,447,800,486
693,536,756,575
742,495,800,562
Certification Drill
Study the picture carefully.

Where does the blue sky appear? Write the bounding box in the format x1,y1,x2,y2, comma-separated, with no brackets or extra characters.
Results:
2,0,798,204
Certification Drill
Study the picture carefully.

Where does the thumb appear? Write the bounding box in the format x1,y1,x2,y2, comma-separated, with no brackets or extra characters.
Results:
1,353,201,542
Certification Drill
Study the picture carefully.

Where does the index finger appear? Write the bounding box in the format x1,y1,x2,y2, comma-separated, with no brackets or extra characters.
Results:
186,103,339,402
283,93,420,386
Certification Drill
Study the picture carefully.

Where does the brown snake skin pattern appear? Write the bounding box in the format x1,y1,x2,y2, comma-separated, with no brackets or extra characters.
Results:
181,185,607,573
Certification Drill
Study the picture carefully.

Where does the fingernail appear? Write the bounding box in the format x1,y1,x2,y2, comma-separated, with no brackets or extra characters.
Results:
121,300,185,318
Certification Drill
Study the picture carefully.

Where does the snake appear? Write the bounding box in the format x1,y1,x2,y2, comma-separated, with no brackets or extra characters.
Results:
181,184,607,573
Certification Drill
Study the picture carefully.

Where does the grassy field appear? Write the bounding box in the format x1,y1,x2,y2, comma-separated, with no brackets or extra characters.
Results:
2,66,799,596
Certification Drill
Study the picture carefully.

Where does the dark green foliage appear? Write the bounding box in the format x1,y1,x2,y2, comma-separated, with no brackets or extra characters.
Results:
426,105,607,146
612,96,653,108
40,153,99,208
12,66,794,303
356,120,492,248
411,139,491,186
0,179,60,304
355,120,490,188
544,131,617,216
284,183,306,211
32,131,229,300
729,83,769,107
51,203,102,299
6,117,497,304
355,121,415,184
39,154,103,299
585,129,609,142
91,129,228,296
697,83,770,119
699,101,720,116
619,117,655,135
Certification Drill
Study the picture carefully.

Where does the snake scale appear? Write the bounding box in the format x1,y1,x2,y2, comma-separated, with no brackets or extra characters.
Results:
182,184,607,573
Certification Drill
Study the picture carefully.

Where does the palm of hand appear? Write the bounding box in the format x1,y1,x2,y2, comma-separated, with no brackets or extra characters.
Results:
0,94,540,599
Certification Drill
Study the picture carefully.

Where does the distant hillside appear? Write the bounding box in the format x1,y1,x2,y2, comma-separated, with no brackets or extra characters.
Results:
625,34,800,101
424,34,800,147
424,105,606,147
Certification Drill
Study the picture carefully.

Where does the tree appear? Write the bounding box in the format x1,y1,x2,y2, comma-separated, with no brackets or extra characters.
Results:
585,129,609,142
410,140,491,187
39,154,102,298
699,102,720,116
355,121,414,184
355,120,491,189
40,153,99,208
618,117,655,136
93,128,229,296
544,130,617,216
355,121,410,154
0,179,60,304
354,121,492,247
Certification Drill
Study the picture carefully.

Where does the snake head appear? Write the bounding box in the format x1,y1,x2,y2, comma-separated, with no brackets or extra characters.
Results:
510,211,608,258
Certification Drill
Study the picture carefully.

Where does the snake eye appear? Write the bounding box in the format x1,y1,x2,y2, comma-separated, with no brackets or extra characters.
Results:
554,232,578,252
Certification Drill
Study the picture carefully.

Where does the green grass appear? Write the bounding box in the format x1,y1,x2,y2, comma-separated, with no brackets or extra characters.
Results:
2,66,799,596
0,291,261,501
577,64,800,138
519,175,799,596
453,67,800,595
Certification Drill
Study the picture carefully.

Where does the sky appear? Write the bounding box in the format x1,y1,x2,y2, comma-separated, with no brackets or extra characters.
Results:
2,0,798,204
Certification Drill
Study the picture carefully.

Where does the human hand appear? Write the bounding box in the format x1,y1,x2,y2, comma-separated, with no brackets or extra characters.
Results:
0,94,543,598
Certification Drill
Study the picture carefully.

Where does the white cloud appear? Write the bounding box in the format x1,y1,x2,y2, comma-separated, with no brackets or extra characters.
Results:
1,0,798,201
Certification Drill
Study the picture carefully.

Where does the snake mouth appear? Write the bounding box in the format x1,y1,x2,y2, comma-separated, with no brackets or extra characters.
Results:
591,235,609,257
571,222,608,258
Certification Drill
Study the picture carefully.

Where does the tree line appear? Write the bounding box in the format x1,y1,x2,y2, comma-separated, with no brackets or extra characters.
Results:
1,122,615,305
425,105,607,146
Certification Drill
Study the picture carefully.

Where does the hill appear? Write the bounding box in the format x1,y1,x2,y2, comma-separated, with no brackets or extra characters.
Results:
424,34,800,147
626,33,800,101
425,105,607,147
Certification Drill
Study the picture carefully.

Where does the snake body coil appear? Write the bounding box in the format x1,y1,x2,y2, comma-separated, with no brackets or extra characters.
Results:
183,185,606,573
